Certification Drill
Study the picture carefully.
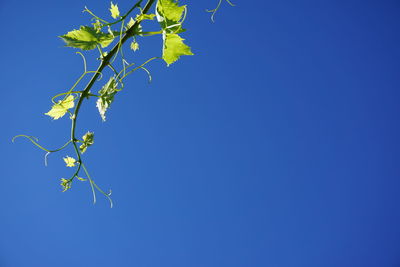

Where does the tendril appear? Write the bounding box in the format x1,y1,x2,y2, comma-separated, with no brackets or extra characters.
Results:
207,0,235,22
12,135,71,153
76,52,87,73
140,66,152,83
82,163,113,208
45,152,50,166
108,64,125,89
83,6,109,24
121,57,159,80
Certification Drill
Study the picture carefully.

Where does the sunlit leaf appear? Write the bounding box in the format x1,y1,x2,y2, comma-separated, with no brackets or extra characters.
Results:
79,132,94,153
126,17,135,29
163,33,193,66
130,41,139,51
59,26,115,50
60,178,71,192
136,14,156,21
156,0,185,22
110,2,120,19
92,20,102,32
125,17,143,35
45,95,75,120
63,156,76,167
96,77,118,121
156,0,192,65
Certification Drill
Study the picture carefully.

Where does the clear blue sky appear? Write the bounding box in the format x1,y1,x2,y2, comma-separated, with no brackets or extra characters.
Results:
1,0,400,266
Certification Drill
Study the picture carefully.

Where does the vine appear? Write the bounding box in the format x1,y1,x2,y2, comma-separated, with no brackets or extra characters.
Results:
13,0,233,207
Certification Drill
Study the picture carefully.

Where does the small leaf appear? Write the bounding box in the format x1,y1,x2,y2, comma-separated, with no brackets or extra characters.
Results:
92,20,102,32
77,177,87,181
125,17,143,35
45,95,75,120
59,26,115,50
130,41,139,51
82,132,94,145
136,14,156,21
163,33,193,66
110,2,120,19
156,0,186,22
80,132,94,153
60,178,71,192
63,156,76,167
126,17,135,29
96,77,118,121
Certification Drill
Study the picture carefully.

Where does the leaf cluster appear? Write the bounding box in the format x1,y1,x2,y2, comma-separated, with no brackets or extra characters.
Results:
14,0,233,207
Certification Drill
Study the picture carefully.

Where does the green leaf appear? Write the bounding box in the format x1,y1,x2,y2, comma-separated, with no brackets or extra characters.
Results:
82,132,94,145
163,33,193,66
156,0,185,22
77,177,87,182
45,95,75,120
60,178,71,192
59,26,115,50
126,14,155,37
96,77,119,121
63,156,76,167
130,41,139,51
156,0,192,65
125,17,143,35
126,17,135,29
110,2,120,19
136,14,156,21
92,20,102,32
79,132,94,153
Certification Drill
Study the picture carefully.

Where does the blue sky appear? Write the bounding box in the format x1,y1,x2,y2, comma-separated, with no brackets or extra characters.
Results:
1,0,400,266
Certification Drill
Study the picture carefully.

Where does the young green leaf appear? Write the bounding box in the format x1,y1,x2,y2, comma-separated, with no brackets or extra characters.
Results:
59,26,115,50
92,20,102,32
130,41,139,51
125,17,143,35
45,95,75,120
96,77,118,121
126,14,156,35
126,17,135,29
163,33,193,66
60,178,71,192
157,0,186,22
136,14,156,22
79,132,94,153
63,156,76,167
110,2,120,19
156,0,192,65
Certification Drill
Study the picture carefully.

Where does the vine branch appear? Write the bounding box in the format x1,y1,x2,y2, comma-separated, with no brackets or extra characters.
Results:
67,0,156,206
14,0,231,207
